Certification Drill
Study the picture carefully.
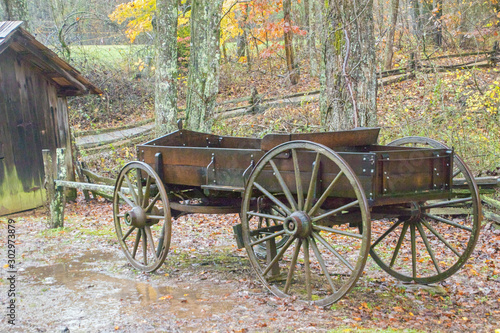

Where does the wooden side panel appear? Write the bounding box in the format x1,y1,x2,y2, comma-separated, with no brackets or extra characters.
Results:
144,129,262,149
261,128,380,151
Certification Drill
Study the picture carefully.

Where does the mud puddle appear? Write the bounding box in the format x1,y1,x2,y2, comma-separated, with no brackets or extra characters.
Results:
13,250,240,332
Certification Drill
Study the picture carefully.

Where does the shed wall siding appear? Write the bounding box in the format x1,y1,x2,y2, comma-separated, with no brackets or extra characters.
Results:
0,48,73,215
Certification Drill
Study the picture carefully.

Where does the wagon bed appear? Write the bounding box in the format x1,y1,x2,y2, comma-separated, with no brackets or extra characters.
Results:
113,128,481,306
137,128,452,205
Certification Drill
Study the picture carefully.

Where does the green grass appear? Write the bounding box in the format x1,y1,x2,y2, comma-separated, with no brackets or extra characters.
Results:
67,44,153,68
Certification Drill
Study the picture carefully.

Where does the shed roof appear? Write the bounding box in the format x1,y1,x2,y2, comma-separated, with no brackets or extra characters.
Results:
0,21,102,96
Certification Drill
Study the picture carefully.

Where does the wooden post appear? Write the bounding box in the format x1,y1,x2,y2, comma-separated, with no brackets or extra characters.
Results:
42,149,54,215
42,148,66,228
76,161,91,201
410,52,416,72
491,41,499,66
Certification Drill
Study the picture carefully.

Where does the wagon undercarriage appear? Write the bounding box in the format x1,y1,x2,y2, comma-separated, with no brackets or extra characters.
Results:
112,128,481,306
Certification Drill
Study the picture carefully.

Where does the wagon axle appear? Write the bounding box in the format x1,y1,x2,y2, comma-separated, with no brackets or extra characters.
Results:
124,207,147,228
284,212,312,238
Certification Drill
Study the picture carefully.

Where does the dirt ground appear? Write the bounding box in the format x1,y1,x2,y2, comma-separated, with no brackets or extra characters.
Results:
1,197,499,332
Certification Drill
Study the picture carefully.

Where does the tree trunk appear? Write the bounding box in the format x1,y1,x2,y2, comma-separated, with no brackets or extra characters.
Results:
434,0,443,47
244,4,252,72
1,0,29,30
185,0,224,132
320,0,377,131
384,0,400,70
408,0,422,38
493,2,500,26
155,0,179,135
283,0,299,85
305,0,318,77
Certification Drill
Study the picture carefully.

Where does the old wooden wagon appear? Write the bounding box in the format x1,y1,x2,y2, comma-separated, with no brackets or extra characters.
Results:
113,127,481,305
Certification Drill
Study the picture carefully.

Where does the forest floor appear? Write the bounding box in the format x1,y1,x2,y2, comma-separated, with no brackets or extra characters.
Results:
1,197,499,332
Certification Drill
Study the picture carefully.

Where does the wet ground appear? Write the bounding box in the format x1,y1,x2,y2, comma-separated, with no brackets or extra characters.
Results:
1,199,499,332
19,250,245,332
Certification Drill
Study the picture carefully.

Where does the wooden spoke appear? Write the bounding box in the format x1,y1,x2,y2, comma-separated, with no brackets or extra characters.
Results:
310,237,336,293
273,206,288,217
411,224,417,279
284,239,302,294
311,200,359,223
145,226,158,260
416,222,442,274
313,224,363,239
291,149,304,211
371,220,403,248
253,182,292,216
145,192,161,213
421,219,461,257
249,230,287,247
258,216,269,229
124,173,139,205
304,153,321,212
142,175,152,207
118,191,135,208
270,159,298,211
248,211,286,222
262,236,295,276
136,168,143,207
303,238,312,301
423,213,472,232
421,197,472,210
452,169,462,178
390,222,409,267
132,229,141,259
142,228,148,265
312,232,354,271
122,226,136,241
309,171,344,216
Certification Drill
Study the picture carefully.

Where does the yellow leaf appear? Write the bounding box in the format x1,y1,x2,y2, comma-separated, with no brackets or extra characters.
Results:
159,295,173,300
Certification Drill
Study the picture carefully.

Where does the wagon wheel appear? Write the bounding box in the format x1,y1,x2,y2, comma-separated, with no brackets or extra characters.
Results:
241,141,371,306
113,161,171,272
369,137,481,283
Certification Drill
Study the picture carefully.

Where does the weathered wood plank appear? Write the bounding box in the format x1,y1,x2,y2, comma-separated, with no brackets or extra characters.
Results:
81,168,115,186
55,180,116,194
484,211,500,224
482,196,500,210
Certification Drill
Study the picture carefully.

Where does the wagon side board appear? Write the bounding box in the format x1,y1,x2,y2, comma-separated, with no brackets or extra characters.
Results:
137,145,264,190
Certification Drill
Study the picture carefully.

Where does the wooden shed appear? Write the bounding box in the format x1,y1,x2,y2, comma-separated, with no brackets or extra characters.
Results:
0,21,101,216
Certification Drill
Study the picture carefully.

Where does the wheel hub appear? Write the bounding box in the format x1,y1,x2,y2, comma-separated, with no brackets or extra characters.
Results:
124,206,147,228
407,201,423,223
284,211,312,238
